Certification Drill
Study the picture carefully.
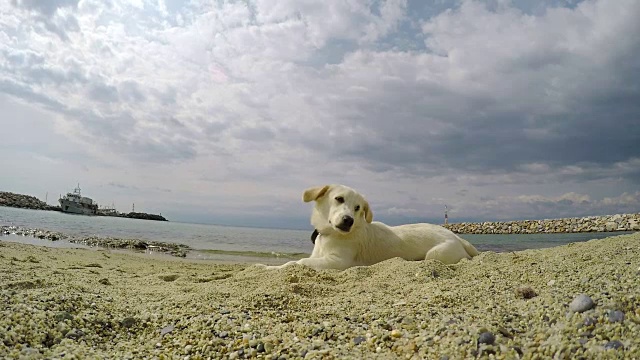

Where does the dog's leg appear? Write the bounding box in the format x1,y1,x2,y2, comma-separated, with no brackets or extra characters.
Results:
259,256,350,271
425,243,470,264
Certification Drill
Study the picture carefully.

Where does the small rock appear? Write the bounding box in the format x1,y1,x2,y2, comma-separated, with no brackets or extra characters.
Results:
497,327,512,338
583,317,597,327
390,329,402,338
121,317,136,328
219,331,229,338
547,280,556,286
55,311,74,322
98,278,111,285
608,310,625,323
515,286,537,299
353,336,366,345
569,294,595,313
160,324,174,336
65,328,83,340
159,274,179,282
257,343,265,353
478,332,495,345
604,340,624,350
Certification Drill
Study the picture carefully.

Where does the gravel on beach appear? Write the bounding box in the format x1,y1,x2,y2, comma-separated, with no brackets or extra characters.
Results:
1,232,639,359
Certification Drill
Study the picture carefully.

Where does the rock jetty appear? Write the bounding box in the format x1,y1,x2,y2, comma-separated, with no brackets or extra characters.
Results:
122,212,168,221
0,191,58,211
444,213,640,234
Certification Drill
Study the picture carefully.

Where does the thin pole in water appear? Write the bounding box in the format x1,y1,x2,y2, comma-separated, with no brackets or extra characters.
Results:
444,205,448,225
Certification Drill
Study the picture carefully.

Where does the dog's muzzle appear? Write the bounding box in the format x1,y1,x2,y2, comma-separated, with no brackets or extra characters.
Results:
335,215,354,232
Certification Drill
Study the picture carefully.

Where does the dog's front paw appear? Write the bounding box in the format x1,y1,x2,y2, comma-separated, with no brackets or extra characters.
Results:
253,263,281,270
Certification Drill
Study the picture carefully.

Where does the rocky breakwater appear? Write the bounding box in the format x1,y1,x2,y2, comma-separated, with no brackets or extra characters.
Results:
123,212,168,221
0,191,59,211
1,225,189,257
444,213,640,234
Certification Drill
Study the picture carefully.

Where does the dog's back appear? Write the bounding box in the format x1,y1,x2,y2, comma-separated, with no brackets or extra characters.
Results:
391,223,479,261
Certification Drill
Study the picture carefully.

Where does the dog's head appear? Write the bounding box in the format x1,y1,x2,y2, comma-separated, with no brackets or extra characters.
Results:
303,184,373,235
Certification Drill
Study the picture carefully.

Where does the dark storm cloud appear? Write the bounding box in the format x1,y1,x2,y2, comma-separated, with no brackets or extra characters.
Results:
304,2,640,186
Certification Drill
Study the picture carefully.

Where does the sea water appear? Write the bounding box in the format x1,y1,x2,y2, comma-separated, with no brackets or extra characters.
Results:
0,206,634,258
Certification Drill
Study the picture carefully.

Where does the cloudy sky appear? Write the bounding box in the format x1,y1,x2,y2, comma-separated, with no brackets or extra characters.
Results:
1,0,639,229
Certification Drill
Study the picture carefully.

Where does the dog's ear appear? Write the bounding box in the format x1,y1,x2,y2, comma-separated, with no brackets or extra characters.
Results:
302,185,331,202
363,200,373,223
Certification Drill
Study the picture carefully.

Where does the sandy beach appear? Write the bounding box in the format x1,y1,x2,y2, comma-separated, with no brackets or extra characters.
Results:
1,233,639,359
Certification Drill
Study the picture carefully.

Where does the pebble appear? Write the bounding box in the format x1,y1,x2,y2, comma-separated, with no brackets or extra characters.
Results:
607,310,625,323
478,332,495,345
390,329,402,338
160,324,174,335
515,286,537,299
55,311,74,322
569,294,595,313
583,317,597,327
604,340,624,350
65,328,83,340
121,317,137,328
353,336,366,345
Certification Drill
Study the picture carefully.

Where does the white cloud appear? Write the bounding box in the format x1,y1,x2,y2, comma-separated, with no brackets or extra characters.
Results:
1,0,639,227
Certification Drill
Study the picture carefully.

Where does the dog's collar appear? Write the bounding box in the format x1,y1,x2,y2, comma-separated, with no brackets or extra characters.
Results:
311,228,331,244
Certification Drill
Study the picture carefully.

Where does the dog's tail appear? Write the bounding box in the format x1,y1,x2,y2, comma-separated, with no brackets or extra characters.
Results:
459,237,480,258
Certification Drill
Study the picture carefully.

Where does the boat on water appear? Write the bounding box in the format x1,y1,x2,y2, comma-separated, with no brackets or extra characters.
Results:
59,184,98,215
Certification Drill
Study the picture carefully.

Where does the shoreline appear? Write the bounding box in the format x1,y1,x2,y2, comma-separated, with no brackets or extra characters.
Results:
1,232,638,358
0,225,308,263
444,213,640,234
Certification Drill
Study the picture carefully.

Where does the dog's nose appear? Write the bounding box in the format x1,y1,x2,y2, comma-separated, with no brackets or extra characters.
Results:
337,215,354,231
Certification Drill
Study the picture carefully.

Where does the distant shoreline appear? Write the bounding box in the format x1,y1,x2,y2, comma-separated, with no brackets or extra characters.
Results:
444,213,640,234
2,190,638,234
0,191,167,222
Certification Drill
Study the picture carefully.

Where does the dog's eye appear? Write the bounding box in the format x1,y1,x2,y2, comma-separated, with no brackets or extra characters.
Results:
335,196,344,203
354,205,360,211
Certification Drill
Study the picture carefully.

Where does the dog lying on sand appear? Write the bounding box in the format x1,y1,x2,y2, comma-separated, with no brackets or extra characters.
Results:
260,184,479,270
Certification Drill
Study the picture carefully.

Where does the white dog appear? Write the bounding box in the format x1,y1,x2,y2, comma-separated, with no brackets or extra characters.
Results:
261,184,479,270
